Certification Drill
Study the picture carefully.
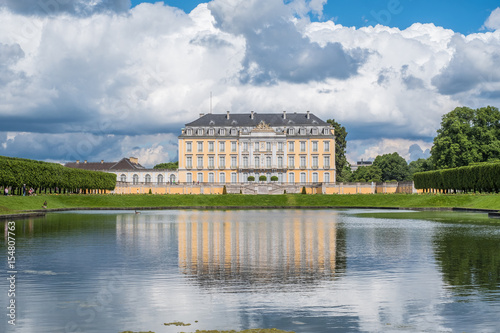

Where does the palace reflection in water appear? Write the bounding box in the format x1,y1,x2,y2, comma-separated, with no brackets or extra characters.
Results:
177,211,342,283
112,210,346,285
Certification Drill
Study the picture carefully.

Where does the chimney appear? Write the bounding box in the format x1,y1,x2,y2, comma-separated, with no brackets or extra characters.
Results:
226,111,230,119
76,160,80,164
199,113,204,118
84,160,87,164
283,111,286,119
251,111,254,119
306,111,310,119
129,157,138,164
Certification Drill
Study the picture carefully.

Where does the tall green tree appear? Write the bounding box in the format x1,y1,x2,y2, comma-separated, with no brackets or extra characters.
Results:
431,106,500,169
350,165,382,182
153,161,178,170
409,158,433,179
372,152,410,182
327,119,348,182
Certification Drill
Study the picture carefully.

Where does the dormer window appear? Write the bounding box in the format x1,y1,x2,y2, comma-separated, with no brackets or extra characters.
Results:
288,128,295,135
197,128,204,135
312,128,318,135
230,128,237,135
208,128,214,135
299,128,306,135
186,129,193,135
219,128,226,135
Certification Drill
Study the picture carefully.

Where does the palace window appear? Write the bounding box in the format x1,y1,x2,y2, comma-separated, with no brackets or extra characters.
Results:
186,156,192,168
300,172,306,183
266,156,272,168
312,172,318,183
266,142,271,151
197,156,203,168
324,156,330,168
208,128,214,135
120,174,126,182
219,172,226,183
197,128,203,135
278,156,283,168
197,173,203,183
208,156,214,168
145,174,151,184
186,141,192,152
231,156,237,168
208,172,214,183
288,141,294,152
300,141,306,152
278,142,283,152
288,128,295,135
324,141,330,152
243,142,248,152
312,156,318,168
219,155,225,168
197,141,203,152
324,172,330,183
243,156,249,168
208,141,214,152
133,174,139,185
170,174,176,183
231,172,237,183
312,141,318,152
300,156,306,168
157,174,163,184
288,173,295,183
187,172,192,183
219,141,225,152
288,156,294,168
255,156,260,168
186,129,193,135
231,141,237,152
254,142,259,151
219,128,226,135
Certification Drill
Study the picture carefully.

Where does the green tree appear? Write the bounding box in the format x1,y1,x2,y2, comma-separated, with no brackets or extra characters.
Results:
351,165,382,182
337,164,352,183
431,106,500,169
409,158,433,179
153,161,179,170
372,152,410,181
327,119,348,182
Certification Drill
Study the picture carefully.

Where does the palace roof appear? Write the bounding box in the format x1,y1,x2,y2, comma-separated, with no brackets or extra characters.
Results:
185,112,328,127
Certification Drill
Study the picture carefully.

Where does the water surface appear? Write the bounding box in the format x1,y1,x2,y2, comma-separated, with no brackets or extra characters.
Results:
1,209,499,333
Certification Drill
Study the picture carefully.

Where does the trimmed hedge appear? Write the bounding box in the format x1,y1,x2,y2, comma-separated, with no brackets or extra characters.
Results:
414,162,500,193
0,155,116,194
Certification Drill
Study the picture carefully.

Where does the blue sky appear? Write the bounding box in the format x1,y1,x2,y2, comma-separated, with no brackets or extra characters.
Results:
1,0,500,166
131,0,499,34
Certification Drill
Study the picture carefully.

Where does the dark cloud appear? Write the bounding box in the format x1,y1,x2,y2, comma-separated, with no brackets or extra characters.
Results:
401,65,425,90
408,143,430,161
431,37,500,95
0,0,130,16
209,0,368,84
190,34,234,48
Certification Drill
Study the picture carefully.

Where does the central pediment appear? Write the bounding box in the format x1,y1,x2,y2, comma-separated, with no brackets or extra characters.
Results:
251,120,274,133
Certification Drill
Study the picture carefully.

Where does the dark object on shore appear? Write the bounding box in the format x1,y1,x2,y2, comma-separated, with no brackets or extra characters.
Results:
488,211,500,219
42,200,47,209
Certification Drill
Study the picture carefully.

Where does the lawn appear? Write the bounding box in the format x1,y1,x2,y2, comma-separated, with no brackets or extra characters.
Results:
0,193,499,215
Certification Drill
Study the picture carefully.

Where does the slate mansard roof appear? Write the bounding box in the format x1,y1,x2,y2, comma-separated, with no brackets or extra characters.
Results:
65,157,146,171
185,112,329,128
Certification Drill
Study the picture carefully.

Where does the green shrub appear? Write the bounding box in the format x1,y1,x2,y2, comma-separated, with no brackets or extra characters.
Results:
271,176,278,181
247,176,255,181
259,175,267,181
222,185,227,195
301,186,307,194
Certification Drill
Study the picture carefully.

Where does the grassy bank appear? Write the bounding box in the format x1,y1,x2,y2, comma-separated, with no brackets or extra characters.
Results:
0,193,499,215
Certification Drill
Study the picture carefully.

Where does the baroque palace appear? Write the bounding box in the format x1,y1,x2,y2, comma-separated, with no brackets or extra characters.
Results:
178,111,336,184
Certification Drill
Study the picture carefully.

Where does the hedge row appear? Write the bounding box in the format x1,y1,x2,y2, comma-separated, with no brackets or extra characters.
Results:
414,163,500,193
0,155,116,193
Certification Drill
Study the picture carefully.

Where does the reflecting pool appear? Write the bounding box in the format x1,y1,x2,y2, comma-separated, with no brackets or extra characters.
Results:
1,209,499,333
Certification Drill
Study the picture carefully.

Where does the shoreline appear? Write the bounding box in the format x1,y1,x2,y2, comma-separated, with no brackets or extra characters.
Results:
1,205,497,221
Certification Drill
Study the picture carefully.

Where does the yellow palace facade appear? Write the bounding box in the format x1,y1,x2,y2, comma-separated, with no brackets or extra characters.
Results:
178,111,335,184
